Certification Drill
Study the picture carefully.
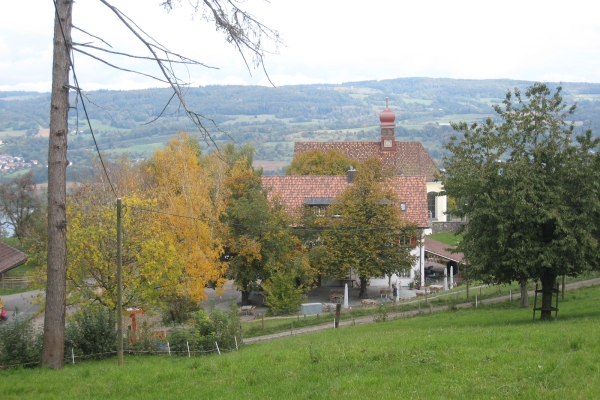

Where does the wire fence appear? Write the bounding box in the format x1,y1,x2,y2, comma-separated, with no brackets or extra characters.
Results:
0,337,242,370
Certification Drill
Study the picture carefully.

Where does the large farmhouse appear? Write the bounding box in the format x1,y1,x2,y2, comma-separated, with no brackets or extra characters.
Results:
294,99,447,222
261,100,447,286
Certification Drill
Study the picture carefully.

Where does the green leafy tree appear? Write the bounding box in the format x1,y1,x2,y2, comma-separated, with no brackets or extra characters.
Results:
0,172,41,243
262,270,303,313
222,146,314,306
442,83,600,320
304,159,417,298
286,149,356,176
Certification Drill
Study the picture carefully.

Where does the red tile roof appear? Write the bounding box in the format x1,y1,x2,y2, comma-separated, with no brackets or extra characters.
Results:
0,242,28,274
294,141,440,181
262,175,429,228
424,237,464,263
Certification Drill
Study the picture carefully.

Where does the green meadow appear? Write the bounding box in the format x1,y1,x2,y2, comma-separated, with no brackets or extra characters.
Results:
2,284,600,399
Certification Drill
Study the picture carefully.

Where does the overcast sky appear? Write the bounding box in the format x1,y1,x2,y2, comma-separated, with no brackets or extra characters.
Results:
1,0,600,92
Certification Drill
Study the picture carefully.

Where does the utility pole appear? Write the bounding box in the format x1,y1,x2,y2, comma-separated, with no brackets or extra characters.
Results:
117,198,123,365
42,0,72,369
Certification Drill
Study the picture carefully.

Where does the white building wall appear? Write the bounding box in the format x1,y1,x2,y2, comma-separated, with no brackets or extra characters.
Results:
426,181,447,221
388,229,428,287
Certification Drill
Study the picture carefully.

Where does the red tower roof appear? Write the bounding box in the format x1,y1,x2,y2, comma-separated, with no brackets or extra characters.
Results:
379,98,395,126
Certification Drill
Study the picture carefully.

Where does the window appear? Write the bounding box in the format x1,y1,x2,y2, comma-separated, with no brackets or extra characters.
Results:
427,192,437,219
314,206,326,217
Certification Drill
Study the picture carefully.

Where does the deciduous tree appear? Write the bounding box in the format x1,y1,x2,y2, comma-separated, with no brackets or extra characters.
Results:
303,159,417,298
0,172,41,243
442,83,600,320
146,133,226,302
222,150,313,305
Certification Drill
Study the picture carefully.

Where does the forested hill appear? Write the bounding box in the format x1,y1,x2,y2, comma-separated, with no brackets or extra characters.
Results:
1,77,600,181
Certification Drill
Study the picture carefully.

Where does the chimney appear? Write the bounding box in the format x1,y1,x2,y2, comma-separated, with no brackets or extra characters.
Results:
347,166,357,183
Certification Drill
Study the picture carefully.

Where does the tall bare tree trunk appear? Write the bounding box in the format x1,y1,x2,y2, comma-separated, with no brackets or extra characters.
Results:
520,279,528,308
42,0,72,369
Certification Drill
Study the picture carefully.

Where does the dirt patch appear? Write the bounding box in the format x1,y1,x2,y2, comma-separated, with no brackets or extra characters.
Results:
36,128,50,137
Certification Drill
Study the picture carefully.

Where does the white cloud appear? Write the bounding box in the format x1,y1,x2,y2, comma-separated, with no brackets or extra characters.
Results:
3,0,600,91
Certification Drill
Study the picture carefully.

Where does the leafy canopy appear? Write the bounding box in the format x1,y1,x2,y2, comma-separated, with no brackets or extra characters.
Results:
442,83,600,295
302,159,417,297
286,149,356,176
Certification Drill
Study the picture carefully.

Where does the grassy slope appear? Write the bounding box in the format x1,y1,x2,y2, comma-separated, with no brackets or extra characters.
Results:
2,285,600,399
428,232,462,246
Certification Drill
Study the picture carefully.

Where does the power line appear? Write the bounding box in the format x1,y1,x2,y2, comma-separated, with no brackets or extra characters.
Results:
125,204,412,233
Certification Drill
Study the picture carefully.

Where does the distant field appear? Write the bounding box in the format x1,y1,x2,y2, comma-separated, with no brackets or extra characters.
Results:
397,123,425,130
68,118,133,132
574,94,600,101
0,130,26,137
103,143,165,155
478,97,503,105
220,114,277,125
438,113,494,124
35,128,49,137
0,169,31,179
313,126,378,134
253,160,289,171
403,98,433,105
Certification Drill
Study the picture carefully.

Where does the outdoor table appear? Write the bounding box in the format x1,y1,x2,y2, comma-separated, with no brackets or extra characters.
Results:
241,305,253,315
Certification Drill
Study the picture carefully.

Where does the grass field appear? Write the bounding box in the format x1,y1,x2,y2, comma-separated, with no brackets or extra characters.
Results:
69,119,132,133
428,232,462,246
2,284,600,398
438,113,495,124
402,98,433,105
0,130,26,137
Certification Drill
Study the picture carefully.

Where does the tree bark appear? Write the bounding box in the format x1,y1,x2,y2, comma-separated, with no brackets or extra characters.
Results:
41,0,72,369
241,290,250,306
539,272,557,321
359,275,368,298
520,279,528,308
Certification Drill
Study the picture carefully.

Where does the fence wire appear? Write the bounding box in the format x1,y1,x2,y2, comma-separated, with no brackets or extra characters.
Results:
0,338,241,369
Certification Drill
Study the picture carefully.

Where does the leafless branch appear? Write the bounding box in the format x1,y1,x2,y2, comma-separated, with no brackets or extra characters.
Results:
72,47,171,84
142,92,177,125
98,0,241,154
72,25,113,48
72,43,218,69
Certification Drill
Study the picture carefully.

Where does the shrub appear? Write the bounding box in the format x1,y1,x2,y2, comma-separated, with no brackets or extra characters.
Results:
0,312,42,368
161,294,201,325
169,303,240,352
126,320,164,354
65,305,116,359
167,328,193,355
263,272,302,314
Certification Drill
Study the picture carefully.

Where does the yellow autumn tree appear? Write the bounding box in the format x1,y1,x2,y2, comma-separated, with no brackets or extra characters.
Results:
147,133,226,302
55,155,183,308
67,187,182,308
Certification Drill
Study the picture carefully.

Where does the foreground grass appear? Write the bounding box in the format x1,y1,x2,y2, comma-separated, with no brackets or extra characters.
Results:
2,285,600,399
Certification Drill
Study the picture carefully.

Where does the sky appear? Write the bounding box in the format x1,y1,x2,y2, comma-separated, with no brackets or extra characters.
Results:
1,0,600,92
